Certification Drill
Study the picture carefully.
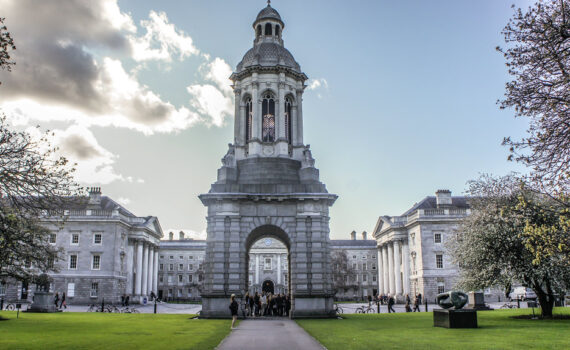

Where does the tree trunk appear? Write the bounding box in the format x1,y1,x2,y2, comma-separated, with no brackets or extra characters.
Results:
535,289,554,318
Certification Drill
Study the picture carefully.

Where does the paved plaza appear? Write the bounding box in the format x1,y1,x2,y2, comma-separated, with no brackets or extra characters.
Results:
217,319,325,350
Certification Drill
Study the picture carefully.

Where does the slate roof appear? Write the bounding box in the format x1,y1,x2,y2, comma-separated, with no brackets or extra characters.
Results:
255,5,282,23
330,240,377,248
236,42,301,73
401,196,470,216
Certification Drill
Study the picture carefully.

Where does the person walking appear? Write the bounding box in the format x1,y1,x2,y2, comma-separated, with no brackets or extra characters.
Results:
60,292,67,309
413,294,420,312
244,292,250,317
285,295,291,317
229,294,238,330
254,292,260,316
387,294,395,313
249,293,255,317
261,293,267,316
54,292,60,309
125,295,130,307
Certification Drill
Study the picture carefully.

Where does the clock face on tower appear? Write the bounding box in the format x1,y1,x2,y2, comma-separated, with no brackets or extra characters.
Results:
264,238,272,246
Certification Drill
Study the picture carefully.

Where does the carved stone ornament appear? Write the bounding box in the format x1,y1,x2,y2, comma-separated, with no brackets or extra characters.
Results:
222,143,236,167
301,145,315,168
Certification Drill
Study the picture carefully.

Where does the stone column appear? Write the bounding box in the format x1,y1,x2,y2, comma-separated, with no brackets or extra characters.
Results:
135,241,143,296
278,81,285,139
142,243,149,296
255,254,259,285
291,106,298,145
387,242,395,295
377,247,383,295
382,244,389,295
153,250,159,295
295,89,303,145
394,240,402,296
277,254,282,285
402,240,410,295
252,82,261,140
234,89,242,145
147,246,154,295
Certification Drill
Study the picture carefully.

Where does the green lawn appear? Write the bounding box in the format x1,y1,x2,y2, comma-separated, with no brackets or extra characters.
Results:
0,312,232,350
297,308,570,350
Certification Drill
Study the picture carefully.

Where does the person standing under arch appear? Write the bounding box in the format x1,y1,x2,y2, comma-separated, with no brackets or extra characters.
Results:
229,294,238,329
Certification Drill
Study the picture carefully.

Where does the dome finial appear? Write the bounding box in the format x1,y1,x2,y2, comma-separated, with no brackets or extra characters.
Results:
267,0,271,6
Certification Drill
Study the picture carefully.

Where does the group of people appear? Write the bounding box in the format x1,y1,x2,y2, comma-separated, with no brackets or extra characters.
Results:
244,291,291,317
371,292,423,313
53,292,67,309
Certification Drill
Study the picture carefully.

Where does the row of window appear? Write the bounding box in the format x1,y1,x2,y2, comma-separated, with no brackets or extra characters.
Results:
351,255,376,260
164,288,197,298
340,274,377,283
256,22,281,38
244,96,293,144
159,263,203,272
69,254,101,270
159,274,203,284
50,232,103,245
410,232,445,247
160,255,202,261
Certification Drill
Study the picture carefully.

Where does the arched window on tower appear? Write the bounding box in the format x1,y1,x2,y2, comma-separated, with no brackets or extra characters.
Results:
265,23,272,36
257,25,262,38
262,94,275,142
245,98,253,141
275,25,280,37
284,98,292,144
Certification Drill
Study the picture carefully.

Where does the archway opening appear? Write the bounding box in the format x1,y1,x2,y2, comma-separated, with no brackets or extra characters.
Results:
262,280,274,294
245,225,291,317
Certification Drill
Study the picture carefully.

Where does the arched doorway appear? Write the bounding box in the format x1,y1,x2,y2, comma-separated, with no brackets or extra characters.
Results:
262,280,274,294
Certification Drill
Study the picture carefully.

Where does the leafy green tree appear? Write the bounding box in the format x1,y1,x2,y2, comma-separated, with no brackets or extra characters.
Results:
498,0,570,194
448,174,569,317
331,250,357,297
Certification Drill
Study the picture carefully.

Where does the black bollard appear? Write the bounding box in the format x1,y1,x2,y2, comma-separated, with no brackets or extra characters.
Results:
517,298,520,308
154,298,157,314
377,301,380,314
101,298,105,312
0,298,3,310
425,299,428,312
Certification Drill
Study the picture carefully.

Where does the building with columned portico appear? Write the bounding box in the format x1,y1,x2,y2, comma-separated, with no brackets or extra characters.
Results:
372,190,470,303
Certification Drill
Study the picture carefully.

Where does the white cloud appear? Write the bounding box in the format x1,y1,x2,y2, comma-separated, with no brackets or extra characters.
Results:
52,125,125,184
307,78,329,90
130,10,199,62
202,57,233,94
116,197,132,206
187,84,232,127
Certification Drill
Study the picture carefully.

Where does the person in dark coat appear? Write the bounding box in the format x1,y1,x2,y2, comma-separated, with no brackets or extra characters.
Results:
229,294,238,329
276,294,283,316
249,293,255,317
125,295,130,307
60,292,67,309
387,294,395,313
285,295,291,316
54,292,60,308
413,294,421,312
254,292,260,316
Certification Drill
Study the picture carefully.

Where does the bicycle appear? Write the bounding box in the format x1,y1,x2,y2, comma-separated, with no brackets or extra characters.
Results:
121,306,140,313
500,303,517,309
355,305,375,313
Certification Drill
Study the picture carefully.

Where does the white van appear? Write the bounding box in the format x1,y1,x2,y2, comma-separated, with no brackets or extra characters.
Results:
509,287,537,301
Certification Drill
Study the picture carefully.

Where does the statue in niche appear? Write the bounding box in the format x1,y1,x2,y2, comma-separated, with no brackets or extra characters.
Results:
222,143,236,168
437,291,469,309
302,145,315,168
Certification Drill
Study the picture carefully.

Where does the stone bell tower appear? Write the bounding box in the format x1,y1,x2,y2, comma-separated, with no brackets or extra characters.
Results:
199,2,337,318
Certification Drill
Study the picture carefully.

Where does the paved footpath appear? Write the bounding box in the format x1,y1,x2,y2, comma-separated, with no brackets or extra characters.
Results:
216,319,325,350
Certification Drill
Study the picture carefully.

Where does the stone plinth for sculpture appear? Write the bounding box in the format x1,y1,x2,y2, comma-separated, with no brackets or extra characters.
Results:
433,291,478,328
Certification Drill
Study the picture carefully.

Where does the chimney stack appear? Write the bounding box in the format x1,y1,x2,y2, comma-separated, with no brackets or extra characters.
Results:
179,231,185,240
88,187,102,205
169,231,174,241
362,231,367,240
435,189,452,207
350,230,356,240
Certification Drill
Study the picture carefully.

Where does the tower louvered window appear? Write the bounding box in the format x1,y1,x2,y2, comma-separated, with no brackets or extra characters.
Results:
262,95,275,142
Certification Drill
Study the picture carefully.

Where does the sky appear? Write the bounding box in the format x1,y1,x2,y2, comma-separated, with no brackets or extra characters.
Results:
0,0,533,240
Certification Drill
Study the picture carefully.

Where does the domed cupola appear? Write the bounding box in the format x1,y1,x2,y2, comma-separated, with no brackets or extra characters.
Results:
229,1,310,162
